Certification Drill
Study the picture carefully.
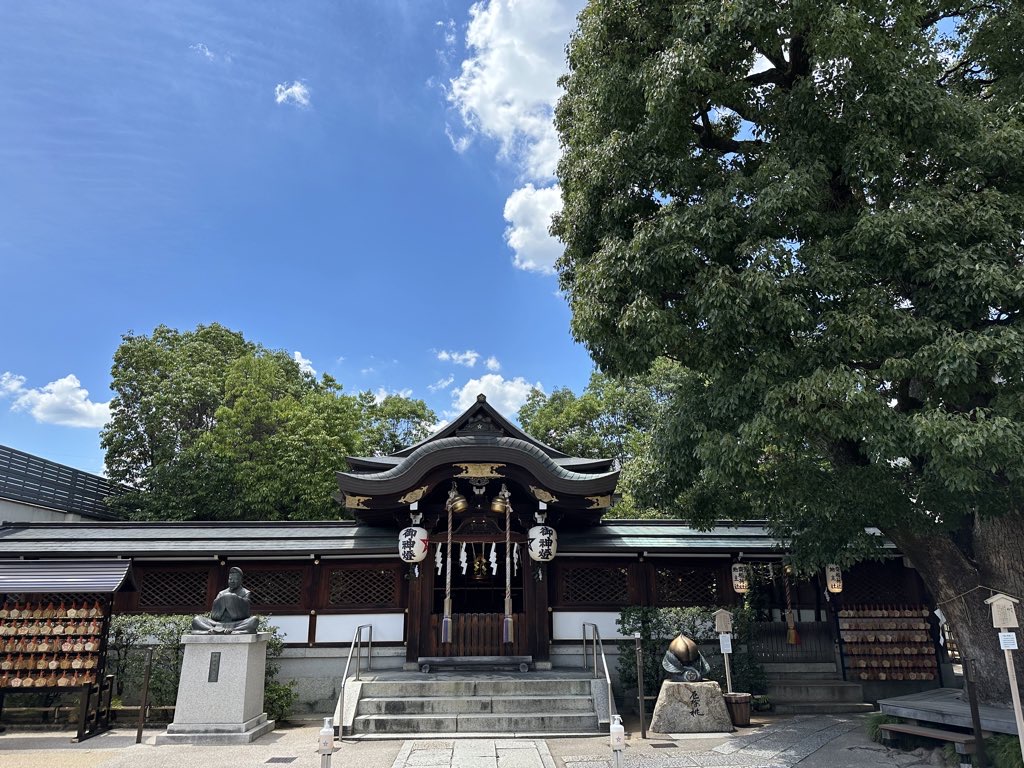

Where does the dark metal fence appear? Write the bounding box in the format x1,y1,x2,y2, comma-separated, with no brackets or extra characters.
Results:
0,444,121,519
748,620,837,663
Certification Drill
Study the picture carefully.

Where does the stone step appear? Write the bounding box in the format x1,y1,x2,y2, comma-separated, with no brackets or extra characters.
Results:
353,711,601,734
358,679,592,698
765,671,842,680
773,702,876,715
356,694,595,716
762,662,837,672
767,679,864,703
762,662,837,677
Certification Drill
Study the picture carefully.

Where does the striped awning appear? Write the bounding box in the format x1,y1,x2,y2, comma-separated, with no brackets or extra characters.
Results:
0,558,136,593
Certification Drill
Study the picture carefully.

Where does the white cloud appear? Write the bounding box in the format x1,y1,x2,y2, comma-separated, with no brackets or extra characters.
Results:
275,80,311,107
0,372,110,428
485,356,501,372
190,42,216,61
447,0,581,273
360,367,376,375
449,0,582,179
437,349,480,367
428,374,456,392
449,373,541,417
436,18,458,65
503,183,563,273
293,351,316,376
374,387,414,404
0,372,25,396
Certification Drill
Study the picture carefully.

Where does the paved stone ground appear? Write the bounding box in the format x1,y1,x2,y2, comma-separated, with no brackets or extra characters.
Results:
388,738,556,768
0,714,937,768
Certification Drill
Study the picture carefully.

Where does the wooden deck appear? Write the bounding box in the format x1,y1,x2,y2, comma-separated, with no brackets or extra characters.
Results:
878,687,1018,735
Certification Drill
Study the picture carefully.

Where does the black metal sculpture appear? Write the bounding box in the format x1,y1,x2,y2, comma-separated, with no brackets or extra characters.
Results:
191,567,260,634
662,633,711,682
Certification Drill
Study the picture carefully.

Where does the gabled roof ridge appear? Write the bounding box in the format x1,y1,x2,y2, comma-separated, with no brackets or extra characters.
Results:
386,394,572,460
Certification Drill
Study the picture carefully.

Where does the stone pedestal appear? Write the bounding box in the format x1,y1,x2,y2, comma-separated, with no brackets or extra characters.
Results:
156,632,275,745
650,681,734,734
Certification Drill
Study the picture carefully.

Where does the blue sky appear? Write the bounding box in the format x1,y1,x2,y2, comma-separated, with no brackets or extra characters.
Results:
0,0,592,475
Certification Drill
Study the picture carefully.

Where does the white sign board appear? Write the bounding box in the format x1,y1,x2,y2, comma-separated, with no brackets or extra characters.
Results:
986,594,1019,629
719,633,733,654
714,609,733,634
999,632,1019,651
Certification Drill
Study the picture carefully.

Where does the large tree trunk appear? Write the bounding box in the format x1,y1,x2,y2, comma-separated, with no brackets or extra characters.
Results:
884,514,1024,707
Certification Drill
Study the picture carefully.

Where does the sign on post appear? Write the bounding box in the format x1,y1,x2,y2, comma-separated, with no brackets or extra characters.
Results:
713,609,734,634
719,633,733,655
984,594,1024,765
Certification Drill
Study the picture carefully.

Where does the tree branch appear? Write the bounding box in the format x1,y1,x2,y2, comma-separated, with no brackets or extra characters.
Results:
691,109,764,154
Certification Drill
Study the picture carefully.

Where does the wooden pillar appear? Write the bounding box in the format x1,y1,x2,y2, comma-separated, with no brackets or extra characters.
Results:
406,561,431,663
532,562,551,661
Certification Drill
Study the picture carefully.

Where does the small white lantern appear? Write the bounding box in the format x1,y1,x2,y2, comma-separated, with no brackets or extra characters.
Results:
398,526,429,563
825,564,843,594
528,525,557,562
731,563,751,594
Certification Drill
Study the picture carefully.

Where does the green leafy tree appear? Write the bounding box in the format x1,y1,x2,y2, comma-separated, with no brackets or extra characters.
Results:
518,363,680,517
555,0,1024,702
102,324,373,520
356,392,437,456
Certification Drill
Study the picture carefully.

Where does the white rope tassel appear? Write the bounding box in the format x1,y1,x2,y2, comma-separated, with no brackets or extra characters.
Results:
442,489,454,645
503,485,513,645
490,542,498,575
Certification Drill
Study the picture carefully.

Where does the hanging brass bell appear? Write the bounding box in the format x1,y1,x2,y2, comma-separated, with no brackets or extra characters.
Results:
490,495,509,514
447,483,469,513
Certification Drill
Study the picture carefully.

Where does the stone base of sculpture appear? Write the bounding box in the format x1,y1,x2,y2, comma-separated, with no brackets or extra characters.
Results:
156,632,275,745
650,681,734,734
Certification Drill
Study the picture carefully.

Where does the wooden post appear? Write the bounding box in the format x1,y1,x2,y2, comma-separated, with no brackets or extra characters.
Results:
985,594,1024,764
135,647,154,744
964,659,986,768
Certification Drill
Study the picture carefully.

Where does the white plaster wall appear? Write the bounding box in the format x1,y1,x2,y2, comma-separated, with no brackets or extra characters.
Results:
552,610,626,640
262,614,309,644
314,613,404,643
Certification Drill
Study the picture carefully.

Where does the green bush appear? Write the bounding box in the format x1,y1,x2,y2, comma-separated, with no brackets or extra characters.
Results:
865,712,902,743
987,734,1024,768
616,604,768,698
108,613,296,721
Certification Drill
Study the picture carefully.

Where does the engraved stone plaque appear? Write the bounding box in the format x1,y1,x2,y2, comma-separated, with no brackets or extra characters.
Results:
208,651,221,682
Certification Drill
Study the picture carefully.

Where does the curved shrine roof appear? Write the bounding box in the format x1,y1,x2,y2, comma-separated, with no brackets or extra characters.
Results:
336,394,620,520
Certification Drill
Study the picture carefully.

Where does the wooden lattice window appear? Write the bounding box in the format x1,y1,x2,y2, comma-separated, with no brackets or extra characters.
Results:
139,569,209,610
655,567,718,606
560,566,629,605
244,570,303,608
844,563,906,605
328,568,398,608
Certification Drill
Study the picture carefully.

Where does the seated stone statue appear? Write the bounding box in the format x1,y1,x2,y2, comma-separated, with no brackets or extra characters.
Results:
191,567,260,634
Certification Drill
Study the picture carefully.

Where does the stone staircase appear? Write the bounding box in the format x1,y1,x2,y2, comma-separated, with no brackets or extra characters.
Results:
764,662,874,714
340,673,606,736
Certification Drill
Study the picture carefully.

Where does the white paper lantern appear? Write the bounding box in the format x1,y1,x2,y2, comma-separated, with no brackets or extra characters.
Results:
731,563,751,594
527,525,557,562
398,526,429,563
825,564,843,594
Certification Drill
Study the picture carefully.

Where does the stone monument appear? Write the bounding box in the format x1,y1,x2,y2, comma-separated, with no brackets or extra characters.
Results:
650,634,733,733
650,680,734,733
156,568,275,745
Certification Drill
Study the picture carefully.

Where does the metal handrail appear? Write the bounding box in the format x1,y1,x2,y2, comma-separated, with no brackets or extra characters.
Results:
336,624,372,736
582,622,615,732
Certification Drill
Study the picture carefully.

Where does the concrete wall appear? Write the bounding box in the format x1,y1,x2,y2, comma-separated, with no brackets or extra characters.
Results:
0,498,86,523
